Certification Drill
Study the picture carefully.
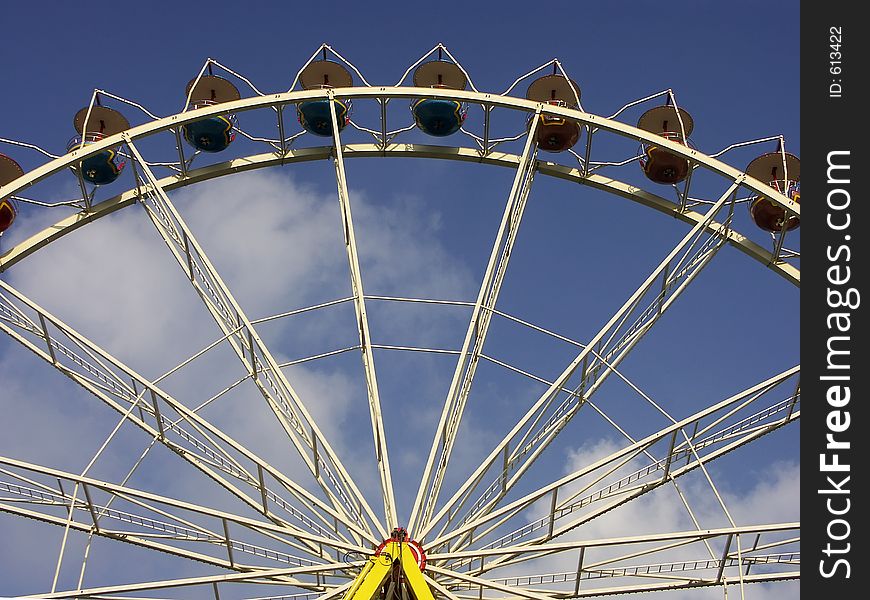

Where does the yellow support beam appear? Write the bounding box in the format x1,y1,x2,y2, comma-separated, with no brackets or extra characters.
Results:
398,544,434,600
345,541,435,600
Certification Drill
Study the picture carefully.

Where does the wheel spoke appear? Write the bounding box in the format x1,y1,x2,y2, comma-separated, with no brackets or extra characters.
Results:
409,109,541,535
428,523,798,562
434,567,796,599
424,365,798,551
428,524,797,598
418,179,744,542
427,565,558,600
124,138,384,540
448,405,798,576
439,555,799,589
328,94,396,530
0,455,369,573
0,279,376,546
451,372,800,566
32,564,357,599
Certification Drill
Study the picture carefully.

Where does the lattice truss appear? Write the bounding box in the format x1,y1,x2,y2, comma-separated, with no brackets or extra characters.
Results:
0,44,799,599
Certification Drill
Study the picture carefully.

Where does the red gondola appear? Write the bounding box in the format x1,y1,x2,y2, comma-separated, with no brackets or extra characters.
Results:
526,74,582,153
637,105,694,185
746,152,800,232
0,153,24,233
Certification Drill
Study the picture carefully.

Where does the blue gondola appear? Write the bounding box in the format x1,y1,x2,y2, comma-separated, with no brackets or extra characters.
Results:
183,107,237,152
412,97,466,137
411,60,468,137
67,106,130,186
182,75,241,153
297,60,354,137
67,134,125,185
297,98,351,137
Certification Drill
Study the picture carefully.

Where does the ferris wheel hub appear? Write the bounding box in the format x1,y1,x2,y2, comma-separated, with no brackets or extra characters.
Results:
374,528,427,571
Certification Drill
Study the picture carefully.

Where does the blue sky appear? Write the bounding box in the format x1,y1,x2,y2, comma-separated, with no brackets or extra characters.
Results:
0,2,799,598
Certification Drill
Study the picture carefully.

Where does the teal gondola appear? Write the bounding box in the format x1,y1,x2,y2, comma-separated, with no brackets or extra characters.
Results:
411,60,468,137
66,134,124,185
182,75,240,153
297,98,350,137
296,60,354,137
67,106,130,186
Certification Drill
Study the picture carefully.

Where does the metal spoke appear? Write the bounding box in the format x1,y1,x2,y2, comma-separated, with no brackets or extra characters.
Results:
428,523,797,562
0,456,370,561
34,563,358,599
428,524,797,597
441,555,799,589
418,180,743,542
0,280,376,547
424,365,798,551
409,108,541,535
427,565,557,600
124,137,384,541
449,401,798,576
0,500,245,572
0,461,368,594
438,572,797,599
328,92,397,530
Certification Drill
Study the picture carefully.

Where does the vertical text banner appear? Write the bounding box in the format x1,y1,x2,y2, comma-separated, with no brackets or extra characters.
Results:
802,1,866,597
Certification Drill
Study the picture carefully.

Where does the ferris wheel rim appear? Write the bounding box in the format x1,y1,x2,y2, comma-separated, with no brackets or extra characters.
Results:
0,86,799,220
0,143,800,286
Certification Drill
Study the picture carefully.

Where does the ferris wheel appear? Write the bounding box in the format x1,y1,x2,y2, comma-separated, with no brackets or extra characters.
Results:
0,44,799,599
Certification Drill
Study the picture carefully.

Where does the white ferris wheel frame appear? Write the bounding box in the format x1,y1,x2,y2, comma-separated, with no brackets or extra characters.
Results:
0,83,799,599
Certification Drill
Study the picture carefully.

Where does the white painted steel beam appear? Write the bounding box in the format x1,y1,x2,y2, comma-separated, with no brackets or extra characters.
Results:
461,395,800,563
0,280,377,547
424,366,798,550
440,554,799,588
327,93,397,531
457,414,798,576
445,219,733,550
29,563,356,599
439,572,798,599
124,139,384,542
409,109,541,536
428,524,799,593
418,181,743,543
0,87,800,223
0,455,370,557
